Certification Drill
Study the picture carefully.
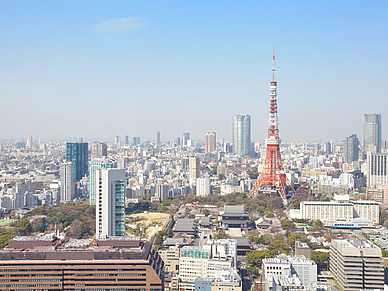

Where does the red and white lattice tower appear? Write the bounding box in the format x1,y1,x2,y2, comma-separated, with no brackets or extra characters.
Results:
249,49,295,201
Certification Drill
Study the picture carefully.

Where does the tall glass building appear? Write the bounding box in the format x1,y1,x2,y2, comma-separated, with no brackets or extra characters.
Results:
232,115,251,157
342,134,359,163
89,157,117,205
364,114,382,153
66,142,89,182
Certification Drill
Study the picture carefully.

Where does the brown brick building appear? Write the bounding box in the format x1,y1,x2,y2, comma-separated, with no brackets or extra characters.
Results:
0,235,164,291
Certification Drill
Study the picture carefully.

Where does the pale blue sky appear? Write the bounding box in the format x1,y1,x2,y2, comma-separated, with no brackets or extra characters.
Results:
1,1,387,142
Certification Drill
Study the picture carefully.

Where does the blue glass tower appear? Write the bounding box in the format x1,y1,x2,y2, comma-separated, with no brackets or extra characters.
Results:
66,142,89,182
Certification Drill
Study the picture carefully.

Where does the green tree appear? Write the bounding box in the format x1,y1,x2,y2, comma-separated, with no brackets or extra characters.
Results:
246,250,271,268
268,238,289,256
17,218,31,235
215,232,228,239
313,220,324,230
311,251,330,272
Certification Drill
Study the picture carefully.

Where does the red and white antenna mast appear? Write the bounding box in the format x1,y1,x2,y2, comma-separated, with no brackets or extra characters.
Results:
250,48,295,202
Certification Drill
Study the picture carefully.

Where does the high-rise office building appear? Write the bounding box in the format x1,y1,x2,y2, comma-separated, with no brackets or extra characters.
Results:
330,239,384,291
175,137,181,147
189,157,200,186
366,152,388,187
132,137,140,146
66,142,88,182
183,132,190,146
364,114,382,153
232,115,251,157
114,136,120,146
205,132,216,155
124,135,129,145
156,132,161,147
95,168,126,238
89,157,117,205
342,134,359,163
60,162,75,203
26,135,33,148
15,181,26,209
91,141,107,159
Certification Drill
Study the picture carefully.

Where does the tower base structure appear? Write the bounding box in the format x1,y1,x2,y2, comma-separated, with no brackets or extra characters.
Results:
249,144,295,202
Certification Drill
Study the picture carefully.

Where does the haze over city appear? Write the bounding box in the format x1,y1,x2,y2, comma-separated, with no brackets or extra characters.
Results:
1,1,387,141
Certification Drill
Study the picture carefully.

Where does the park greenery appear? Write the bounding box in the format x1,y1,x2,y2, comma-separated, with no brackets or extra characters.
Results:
0,202,96,248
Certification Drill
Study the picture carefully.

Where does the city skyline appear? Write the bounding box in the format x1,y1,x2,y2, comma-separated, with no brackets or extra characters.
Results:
1,1,387,141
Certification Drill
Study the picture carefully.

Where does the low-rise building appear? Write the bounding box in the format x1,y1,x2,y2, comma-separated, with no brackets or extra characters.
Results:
0,235,163,291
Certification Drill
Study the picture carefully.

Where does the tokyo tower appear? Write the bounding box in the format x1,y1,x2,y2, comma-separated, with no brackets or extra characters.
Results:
250,50,295,201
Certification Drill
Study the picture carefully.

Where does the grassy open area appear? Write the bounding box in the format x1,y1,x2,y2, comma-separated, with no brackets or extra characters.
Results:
0,219,15,227
126,212,170,236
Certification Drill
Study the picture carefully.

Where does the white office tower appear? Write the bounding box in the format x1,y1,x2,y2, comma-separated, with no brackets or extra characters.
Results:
60,162,75,203
15,181,26,209
89,157,117,205
95,168,126,238
26,135,33,148
232,115,251,157
189,157,200,186
196,177,211,196
367,152,388,187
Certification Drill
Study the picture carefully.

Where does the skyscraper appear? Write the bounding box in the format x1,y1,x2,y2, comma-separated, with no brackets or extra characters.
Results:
132,137,140,146
364,114,382,153
156,132,161,147
124,135,129,145
95,168,126,238
26,135,33,148
232,115,251,157
205,132,216,154
89,157,117,205
60,162,75,203
342,134,359,163
91,141,107,159
183,132,190,146
114,136,120,146
66,142,89,182
189,157,200,186
366,152,388,187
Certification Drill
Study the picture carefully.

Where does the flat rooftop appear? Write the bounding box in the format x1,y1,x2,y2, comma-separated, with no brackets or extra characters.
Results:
1,235,150,261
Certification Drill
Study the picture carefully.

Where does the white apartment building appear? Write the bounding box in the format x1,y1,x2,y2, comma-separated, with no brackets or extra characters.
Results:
300,200,379,224
60,162,74,203
95,168,126,238
196,177,211,196
351,200,379,224
300,201,353,221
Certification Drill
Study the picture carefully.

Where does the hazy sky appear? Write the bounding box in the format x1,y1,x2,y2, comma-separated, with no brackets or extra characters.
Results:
1,1,387,142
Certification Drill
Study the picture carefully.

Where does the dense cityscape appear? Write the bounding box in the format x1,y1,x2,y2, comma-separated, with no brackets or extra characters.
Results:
0,66,387,290
1,1,387,291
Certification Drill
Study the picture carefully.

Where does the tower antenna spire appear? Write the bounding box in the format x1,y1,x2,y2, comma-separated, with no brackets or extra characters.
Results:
272,47,275,81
